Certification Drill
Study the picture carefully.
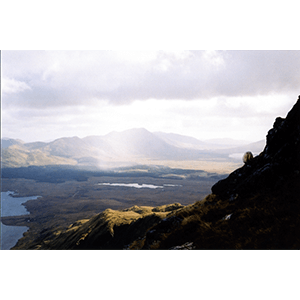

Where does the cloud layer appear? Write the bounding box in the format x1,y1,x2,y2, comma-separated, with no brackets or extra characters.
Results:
2,50,299,143
3,50,300,109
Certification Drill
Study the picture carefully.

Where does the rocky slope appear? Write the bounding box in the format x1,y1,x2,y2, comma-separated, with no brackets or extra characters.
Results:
12,96,300,250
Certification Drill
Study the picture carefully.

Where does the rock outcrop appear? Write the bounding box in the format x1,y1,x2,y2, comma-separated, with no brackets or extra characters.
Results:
211,96,300,198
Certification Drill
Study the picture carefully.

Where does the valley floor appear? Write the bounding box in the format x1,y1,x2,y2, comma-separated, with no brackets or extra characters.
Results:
1,164,223,249
131,159,242,174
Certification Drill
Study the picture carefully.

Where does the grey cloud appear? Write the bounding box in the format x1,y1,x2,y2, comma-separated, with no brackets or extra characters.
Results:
2,50,300,108
111,50,300,101
215,51,300,96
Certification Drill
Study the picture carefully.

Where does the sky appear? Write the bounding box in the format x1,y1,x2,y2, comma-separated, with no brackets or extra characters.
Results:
1,50,300,143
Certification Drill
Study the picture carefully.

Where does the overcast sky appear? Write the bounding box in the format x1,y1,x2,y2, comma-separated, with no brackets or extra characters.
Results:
1,50,300,143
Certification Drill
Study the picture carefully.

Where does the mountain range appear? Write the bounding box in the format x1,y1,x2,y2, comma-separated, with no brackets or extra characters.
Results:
10,95,300,250
1,129,265,168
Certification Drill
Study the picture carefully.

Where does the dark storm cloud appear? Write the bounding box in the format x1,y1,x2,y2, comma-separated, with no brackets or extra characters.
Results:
2,50,300,108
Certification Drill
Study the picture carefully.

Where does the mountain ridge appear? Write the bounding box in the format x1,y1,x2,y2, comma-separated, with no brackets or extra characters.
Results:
1,129,263,169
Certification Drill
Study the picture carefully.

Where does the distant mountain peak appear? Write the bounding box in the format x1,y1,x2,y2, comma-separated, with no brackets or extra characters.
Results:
1,138,24,149
2,128,263,168
124,127,150,133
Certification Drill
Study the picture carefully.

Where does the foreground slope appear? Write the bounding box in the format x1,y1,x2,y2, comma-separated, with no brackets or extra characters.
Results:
13,203,185,250
12,96,300,250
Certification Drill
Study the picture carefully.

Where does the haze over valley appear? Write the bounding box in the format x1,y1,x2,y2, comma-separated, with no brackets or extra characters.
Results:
1,128,265,172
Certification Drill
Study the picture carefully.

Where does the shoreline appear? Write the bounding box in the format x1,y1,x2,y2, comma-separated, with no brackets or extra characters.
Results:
1,191,40,250
1,175,216,249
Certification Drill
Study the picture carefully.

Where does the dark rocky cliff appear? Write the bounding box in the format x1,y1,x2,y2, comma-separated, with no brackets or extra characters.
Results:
212,95,300,199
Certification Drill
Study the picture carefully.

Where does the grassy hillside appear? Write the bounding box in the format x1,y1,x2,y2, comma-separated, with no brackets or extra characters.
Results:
12,203,184,250
1,145,77,168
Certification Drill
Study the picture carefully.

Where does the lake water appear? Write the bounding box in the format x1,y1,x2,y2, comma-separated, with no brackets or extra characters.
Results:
97,183,182,189
1,191,40,250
